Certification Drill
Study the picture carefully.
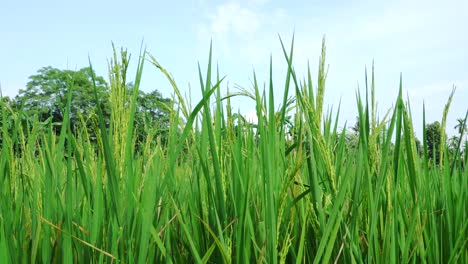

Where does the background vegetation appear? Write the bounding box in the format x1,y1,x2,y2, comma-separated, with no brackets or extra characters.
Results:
0,38,467,263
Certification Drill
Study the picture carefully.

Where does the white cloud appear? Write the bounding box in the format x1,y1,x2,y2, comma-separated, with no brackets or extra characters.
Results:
197,1,288,64
209,2,262,35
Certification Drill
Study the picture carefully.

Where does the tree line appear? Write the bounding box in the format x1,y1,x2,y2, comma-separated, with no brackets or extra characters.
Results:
1,63,466,165
348,116,467,166
1,64,173,150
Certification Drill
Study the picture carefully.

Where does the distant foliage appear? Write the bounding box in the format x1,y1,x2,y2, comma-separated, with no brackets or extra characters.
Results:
10,65,173,148
15,66,109,135
426,121,441,163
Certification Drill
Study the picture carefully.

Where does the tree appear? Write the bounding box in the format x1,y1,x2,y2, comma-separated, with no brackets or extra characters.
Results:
136,89,172,128
448,118,468,163
14,64,174,150
351,117,360,134
134,87,173,146
16,66,109,132
454,118,467,136
448,135,460,155
454,118,467,147
345,117,360,151
426,121,442,163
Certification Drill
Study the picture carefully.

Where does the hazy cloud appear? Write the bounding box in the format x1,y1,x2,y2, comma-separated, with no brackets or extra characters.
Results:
197,1,287,63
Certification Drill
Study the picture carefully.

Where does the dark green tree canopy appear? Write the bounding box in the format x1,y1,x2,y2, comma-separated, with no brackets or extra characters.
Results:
454,118,467,137
17,66,109,122
133,85,173,146
12,65,174,147
137,90,171,123
426,121,441,163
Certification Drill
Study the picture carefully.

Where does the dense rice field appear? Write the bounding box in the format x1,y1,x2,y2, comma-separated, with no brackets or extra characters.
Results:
1,39,467,263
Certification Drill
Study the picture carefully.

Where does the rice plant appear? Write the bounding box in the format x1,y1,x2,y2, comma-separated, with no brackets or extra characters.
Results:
0,36,466,263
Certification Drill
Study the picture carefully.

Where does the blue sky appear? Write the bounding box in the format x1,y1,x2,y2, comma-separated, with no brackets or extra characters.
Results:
1,0,467,137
